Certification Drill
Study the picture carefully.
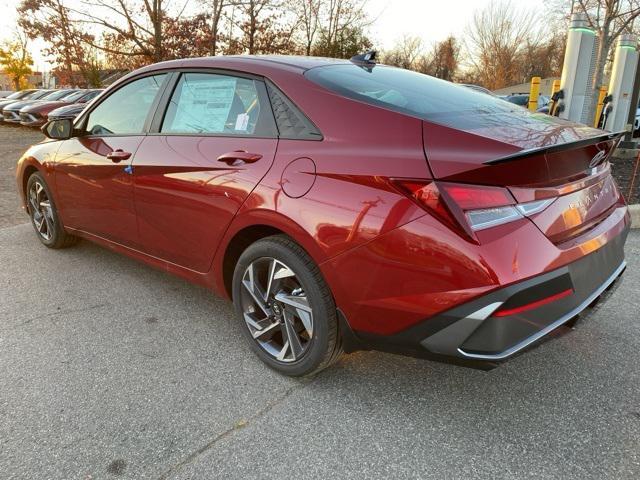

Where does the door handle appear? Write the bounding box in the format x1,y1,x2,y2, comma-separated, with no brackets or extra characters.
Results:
217,150,263,166
107,149,132,163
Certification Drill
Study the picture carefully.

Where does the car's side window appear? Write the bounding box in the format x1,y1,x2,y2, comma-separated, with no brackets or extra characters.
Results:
161,73,276,137
85,74,166,135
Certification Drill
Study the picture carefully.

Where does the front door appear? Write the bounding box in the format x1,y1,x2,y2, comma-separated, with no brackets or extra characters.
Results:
54,74,168,247
132,72,279,272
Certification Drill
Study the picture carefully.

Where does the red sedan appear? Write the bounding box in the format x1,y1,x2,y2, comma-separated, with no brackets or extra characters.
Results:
19,89,103,127
16,55,630,376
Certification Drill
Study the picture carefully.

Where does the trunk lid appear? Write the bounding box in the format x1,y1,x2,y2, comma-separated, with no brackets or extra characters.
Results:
422,113,624,243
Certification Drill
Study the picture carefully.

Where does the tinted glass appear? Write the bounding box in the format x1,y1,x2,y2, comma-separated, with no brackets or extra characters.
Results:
44,90,78,101
7,90,30,99
61,90,88,102
28,90,53,100
161,73,275,136
84,90,103,101
305,64,530,129
40,91,64,100
506,95,529,106
86,74,166,135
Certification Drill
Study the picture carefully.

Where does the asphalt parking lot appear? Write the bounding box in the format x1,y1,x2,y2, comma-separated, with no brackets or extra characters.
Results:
1,123,639,479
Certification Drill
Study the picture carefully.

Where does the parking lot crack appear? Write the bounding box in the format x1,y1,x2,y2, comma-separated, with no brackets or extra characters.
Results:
156,380,310,480
13,303,111,328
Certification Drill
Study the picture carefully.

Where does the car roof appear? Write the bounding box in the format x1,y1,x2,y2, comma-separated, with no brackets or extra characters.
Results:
133,55,351,76
231,55,352,70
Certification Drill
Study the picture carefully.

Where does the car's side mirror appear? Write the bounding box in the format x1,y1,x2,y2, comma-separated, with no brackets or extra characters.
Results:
42,118,74,140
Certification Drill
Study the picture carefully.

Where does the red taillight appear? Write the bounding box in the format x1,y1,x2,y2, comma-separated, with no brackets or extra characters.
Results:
391,179,556,241
440,183,515,210
392,180,461,232
493,288,574,317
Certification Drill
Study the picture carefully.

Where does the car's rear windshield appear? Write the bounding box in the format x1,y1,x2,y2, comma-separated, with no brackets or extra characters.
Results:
7,90,30,99
28,90,52,100
61,90,87,102
42,90,76,101
305,64,530,129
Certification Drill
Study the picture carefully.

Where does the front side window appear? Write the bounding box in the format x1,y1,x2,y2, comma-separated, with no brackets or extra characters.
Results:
161,73,275,136
85,74,166,135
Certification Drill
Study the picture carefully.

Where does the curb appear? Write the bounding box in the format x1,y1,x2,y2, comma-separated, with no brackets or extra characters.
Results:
630,204,640,229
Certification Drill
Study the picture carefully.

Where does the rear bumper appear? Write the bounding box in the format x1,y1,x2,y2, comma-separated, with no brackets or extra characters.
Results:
348,224,629,364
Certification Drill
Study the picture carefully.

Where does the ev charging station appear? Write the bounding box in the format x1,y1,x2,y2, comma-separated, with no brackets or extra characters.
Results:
605,34,639,132
556,12,640,133
558,13,598,124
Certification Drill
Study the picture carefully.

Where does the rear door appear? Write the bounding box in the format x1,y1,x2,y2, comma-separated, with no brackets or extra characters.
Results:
54,73,168,247
132,71,279,272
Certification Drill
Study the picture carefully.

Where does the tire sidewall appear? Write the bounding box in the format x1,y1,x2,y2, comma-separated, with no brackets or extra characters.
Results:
232,237,335,377
26,172,63,247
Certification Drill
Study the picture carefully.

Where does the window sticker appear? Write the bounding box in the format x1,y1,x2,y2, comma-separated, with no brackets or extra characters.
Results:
235,113,250,131
170,77,237,133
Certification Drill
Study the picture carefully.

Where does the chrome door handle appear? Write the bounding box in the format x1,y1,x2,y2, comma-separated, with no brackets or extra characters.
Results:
217,150,263,166
107,149,132,163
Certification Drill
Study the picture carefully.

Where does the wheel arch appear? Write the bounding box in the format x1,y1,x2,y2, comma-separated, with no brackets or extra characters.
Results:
19,160,45,208
215,210,328,300
22,165,39,195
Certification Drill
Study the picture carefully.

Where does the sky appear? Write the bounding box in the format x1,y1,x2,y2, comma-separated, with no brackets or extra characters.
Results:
0,0,536,71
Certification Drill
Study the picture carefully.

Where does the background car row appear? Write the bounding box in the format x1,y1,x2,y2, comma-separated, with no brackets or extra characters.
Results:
0,88,103,127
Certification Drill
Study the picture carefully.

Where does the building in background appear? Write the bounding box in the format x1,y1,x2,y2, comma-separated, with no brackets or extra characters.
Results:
0,70,44,90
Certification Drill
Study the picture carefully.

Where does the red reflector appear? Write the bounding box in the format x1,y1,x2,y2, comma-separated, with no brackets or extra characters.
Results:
439,183,515,210
392,180,461,231
493,288,574,317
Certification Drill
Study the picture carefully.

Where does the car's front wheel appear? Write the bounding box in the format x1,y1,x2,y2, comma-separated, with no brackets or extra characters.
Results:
26,172,78,249
232,235,342,376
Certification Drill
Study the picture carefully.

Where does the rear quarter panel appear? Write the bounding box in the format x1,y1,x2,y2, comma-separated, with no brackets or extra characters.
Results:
210,76,432,296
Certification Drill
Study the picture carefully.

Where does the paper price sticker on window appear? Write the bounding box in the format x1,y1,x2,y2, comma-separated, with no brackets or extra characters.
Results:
235,113,250,131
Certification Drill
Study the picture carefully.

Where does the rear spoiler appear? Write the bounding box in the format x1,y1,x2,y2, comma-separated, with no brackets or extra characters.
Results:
483,131,625,165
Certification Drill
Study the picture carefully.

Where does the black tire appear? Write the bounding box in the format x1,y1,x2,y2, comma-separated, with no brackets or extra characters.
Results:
26,172,78,249
232,235,342,377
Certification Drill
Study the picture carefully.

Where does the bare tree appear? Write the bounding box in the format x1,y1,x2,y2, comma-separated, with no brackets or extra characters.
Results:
465,0,544,89
290,0,323,56
65,0,168,63
226,0,299,55
311,0,373,57
201,0,229,56
383,35,423,69
426,36,461,80
383,35,460,81
19,0,96,85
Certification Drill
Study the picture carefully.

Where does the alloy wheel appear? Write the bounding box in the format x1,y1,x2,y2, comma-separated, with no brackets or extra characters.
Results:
240,257,314,363
28,180,55,241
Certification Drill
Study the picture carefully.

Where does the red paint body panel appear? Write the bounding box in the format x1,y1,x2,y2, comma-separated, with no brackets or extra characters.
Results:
15,56,631,353
132,135,278,272
54,136,142,247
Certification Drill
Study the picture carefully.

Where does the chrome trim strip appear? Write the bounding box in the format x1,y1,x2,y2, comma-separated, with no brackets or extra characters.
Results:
468,207,522,231
420,302,503,356
457,260,627,360
516,198,555,216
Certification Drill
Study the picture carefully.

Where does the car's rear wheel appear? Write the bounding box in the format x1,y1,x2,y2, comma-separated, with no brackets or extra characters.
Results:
26,172,78,249
232,235,342,376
